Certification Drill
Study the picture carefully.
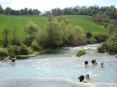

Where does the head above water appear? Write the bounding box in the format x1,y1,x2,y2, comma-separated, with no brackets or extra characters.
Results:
91,59,97,65
85,61,88,66
100,63,104,67
78,75,84,82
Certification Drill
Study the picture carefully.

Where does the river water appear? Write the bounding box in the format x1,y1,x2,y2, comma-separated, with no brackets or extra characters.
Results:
0,44,117,87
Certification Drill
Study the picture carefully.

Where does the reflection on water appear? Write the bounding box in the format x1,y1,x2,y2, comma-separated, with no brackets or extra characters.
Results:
0,44,117,87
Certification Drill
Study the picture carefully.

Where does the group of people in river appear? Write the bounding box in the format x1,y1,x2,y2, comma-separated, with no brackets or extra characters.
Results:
84,59,104,68
78,59,104,83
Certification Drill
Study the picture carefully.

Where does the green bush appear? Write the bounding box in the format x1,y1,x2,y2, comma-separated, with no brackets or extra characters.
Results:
31,40,42,51
98,42,108,53
98,34,117,55
8,44,29,56
87,37,97,44
20,44,29,55
0,49,8,60
69,26,86,46
76,50,86,57
93,33,109,43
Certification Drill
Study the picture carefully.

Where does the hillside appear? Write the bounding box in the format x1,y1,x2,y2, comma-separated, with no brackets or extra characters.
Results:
0,15,108,40
62,15,107,33
0,15,48,39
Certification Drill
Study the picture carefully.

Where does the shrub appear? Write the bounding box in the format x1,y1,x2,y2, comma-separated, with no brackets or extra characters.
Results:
8,44,29,56
0,49,8,60
87,37,97,44
12,38,21,46
76,50,86,57
31,40,42,51
98,34,117,55
20,44,29,55
69,26,86,46
86,32,92,39
98,42,108,53
93,33,109,43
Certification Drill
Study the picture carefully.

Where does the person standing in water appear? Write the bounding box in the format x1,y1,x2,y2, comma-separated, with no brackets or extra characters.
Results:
100,63,104,68
11,58,15,63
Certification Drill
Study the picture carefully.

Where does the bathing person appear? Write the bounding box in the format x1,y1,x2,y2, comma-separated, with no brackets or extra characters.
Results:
11,58,15,63
100,63,104,68
85,74,90,80
91,59,97,65
78,75,85,82
84,61,88,66
78,75,88,83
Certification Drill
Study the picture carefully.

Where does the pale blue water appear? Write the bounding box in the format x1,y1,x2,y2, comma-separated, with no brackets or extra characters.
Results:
0,44,117,87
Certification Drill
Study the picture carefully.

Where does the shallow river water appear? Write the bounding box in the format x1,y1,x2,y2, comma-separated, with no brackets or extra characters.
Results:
0,44,117,87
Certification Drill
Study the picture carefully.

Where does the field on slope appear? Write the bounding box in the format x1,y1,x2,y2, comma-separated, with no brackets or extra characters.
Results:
62,15,108,33
0,15,48,39
0,15,108,40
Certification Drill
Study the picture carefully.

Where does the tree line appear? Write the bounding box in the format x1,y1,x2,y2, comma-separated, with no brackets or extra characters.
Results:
0,4,117,17
0,5,41,15
43,5,117,17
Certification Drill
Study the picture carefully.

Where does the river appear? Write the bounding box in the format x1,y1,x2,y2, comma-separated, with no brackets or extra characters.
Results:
0,44,117,87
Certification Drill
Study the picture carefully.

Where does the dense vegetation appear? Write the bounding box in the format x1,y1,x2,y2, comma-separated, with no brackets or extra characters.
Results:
76,50,86,57
0,16,108,60
98,34,117,55
0,15,107,40
92,6,117,55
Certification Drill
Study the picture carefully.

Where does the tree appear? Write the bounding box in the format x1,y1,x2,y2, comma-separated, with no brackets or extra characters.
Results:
5,7,12,15
38,17,70,48
44,19,64,48
24,21,39,46
69,26,86,45
0,5,3,14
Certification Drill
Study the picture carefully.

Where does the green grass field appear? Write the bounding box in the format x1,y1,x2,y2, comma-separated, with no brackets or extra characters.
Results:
62,15,107,33
0,15,48,39
0,15,108,40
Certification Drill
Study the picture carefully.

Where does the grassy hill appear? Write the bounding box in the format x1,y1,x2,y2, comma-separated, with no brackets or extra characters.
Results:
0,15,108,40
62,15,107,33
0,15,48,39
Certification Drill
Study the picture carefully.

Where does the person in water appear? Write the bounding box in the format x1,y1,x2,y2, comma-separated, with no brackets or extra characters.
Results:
78,75,88,83
11,58,16,63
84,61,89,66
78,75,85,82
91,59,97,65
100,63,104,68
85,74,90,80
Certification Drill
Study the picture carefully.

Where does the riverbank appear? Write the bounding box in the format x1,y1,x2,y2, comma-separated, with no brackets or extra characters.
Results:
0,48,58,61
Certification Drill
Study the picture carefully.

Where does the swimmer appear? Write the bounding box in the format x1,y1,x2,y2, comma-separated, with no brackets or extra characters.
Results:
84,61,88,66
91,59,97,65
11,58,16,63
78,75,88,83
100,63,104,68
85,74,90,80
78,75,84,82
